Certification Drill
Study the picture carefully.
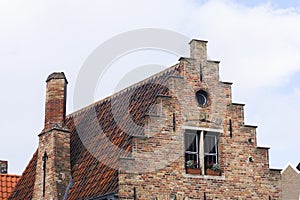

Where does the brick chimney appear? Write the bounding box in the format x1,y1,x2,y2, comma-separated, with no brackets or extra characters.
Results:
44,72,68,131
33,72,71,200
189,39,207,61
0,160,8,174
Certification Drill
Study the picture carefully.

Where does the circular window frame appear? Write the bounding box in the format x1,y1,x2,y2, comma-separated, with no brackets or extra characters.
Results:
195,90,209,107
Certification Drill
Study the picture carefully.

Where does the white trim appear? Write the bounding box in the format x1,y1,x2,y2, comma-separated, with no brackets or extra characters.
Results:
204,134,218,164
200,130,204,175
182,126,222,133
185,132,199,168
183,172,226,180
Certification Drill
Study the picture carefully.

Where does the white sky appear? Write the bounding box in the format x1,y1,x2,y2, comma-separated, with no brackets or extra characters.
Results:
0,0,300,174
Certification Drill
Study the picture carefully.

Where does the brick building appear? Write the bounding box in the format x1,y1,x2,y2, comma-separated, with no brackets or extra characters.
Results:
9,39,281,199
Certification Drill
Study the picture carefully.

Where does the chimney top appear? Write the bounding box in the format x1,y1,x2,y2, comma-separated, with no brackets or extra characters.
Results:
43,72,68,131
46,72,68,83
0,160,8,174
189,39,207,60
188,39,208,44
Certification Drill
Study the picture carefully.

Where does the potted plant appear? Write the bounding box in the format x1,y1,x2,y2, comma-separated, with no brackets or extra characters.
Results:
205,163,221,176
186,160,201,175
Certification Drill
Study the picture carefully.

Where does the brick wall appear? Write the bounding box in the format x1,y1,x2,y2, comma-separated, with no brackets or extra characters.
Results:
119,40,281,199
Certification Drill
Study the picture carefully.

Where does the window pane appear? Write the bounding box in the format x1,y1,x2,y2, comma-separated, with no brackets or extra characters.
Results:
204,135,216,154
204,155,217,166
185,133,197,152
185,153,199,168
185,153,197,163
204,131,219,168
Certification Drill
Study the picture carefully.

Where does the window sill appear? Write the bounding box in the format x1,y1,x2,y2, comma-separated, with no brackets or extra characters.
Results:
183,173,226,180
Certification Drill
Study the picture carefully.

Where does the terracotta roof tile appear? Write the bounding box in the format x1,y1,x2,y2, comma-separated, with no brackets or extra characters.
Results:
9,64,180,199
0,174,21,200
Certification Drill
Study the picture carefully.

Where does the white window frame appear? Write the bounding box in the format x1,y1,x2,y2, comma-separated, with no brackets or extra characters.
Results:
184,131,199,168
183,126,221,175
204,133,219,165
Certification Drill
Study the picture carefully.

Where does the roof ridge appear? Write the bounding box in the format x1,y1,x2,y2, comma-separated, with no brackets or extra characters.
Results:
0,174,21,177
281,163,300,174
68,63,180,118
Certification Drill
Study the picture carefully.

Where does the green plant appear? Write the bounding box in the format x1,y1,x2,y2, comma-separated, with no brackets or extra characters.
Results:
186,160,196,168
212,163,220,171
206,162,220,171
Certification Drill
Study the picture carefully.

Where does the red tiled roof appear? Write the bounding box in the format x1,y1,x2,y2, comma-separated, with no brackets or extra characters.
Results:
9,64,180,199
0,174,21,200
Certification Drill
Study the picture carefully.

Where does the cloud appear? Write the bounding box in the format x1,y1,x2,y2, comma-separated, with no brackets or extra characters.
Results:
1,0,300,173
249,85,300,167
186,1,300,90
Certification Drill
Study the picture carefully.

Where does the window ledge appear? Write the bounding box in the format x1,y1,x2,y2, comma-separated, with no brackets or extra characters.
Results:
183,173,226,180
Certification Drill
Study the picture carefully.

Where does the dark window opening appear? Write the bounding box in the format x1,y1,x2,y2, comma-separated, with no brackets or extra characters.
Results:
195,90,208,106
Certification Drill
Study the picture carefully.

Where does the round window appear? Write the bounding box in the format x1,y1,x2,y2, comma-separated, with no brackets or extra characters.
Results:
196,90,208,106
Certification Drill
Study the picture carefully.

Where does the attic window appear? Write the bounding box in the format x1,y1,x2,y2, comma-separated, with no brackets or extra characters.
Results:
196,90,208,106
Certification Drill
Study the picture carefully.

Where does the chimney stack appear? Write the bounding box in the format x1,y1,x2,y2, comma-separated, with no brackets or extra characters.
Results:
189,39,207,61
0,160,8,174
33,72,71,200
44,72,68,131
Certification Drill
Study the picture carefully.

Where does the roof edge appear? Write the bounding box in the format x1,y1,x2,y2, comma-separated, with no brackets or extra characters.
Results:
68,63,180,118
207,60,220,64
281,163,300,174
220,81,233,85
189,39,208,44
0,174,21,177
231,102,246,106
244,124,258,128
46,72,68,83
256,146,270,150
270,168,282,172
